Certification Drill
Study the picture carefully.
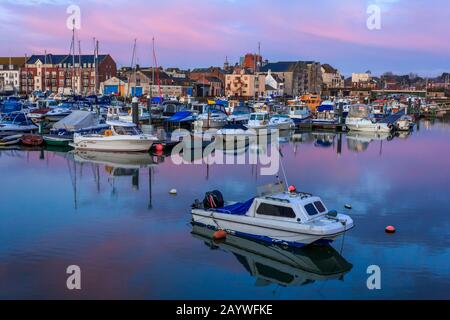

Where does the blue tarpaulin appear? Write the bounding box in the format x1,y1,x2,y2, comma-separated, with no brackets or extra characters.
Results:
213,198,254,216
317,105,334,112
152,97,164,104
165,111,193,122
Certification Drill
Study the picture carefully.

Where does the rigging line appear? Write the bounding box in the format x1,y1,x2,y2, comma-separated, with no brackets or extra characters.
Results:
278,145,289,189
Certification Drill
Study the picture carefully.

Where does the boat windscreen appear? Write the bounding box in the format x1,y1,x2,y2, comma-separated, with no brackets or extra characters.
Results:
348,105,370,118
114,126,141,135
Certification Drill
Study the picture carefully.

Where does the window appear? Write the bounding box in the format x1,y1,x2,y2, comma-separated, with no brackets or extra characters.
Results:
256,203,296,218
304,203,318,216
314,201,326,213
113,126,140,136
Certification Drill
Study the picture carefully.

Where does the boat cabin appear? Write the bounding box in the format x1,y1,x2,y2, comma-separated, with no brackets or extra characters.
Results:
106,120,142,136
247,192,331,224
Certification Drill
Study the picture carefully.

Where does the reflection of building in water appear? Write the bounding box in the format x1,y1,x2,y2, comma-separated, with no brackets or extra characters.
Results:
192,225,352,287
346,132,393,153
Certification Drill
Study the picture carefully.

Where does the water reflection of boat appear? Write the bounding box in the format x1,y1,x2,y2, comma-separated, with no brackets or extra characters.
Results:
346,131,392,153
312,132,336,148
71,150,156,168
192,224,352,287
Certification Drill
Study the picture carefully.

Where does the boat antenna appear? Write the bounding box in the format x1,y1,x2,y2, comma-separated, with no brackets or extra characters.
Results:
278,146,289,189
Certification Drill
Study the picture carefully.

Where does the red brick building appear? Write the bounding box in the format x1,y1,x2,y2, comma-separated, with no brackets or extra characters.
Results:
21,54,116,95
242,53,262,72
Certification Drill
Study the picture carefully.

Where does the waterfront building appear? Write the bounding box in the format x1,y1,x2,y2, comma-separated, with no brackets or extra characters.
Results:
225,70,265,98
21,54,116,95
321,63,344,89
259,61,322,97
263,70,284,97
100,76,128,96
0,57,26,94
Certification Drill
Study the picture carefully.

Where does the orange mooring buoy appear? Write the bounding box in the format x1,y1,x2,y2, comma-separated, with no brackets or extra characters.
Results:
155,144,164,152
213,230,227,240
385,226,396,234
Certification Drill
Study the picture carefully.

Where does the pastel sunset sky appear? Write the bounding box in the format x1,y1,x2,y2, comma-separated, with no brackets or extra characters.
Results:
0,0,449,76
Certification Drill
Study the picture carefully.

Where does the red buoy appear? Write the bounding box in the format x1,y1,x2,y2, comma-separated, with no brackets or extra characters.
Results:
155,144,164,152
288,185,296,193
385,226,396,234
213,230,227,240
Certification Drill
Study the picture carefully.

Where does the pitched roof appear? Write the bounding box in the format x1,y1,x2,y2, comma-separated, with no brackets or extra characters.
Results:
27,54,109,66
322,63,337,74
62,55,109,66
27,54,67,65
260,61,298,73
140,70,171,80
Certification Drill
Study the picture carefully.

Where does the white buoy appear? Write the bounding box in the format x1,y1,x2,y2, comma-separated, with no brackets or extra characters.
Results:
345,204,352,209
169,189,177,195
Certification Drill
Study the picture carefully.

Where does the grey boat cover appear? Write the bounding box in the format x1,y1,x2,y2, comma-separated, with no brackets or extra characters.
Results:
52,111,99,131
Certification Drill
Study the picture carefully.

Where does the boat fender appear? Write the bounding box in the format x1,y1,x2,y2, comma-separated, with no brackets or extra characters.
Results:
213,230,227,240
155,144,164,152
385,226,396,234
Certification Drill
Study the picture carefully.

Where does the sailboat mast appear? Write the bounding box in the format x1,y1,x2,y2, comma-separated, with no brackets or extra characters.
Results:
126,39,137,98
152,37,161,97
78,40,82,95
44,50,47,92
71,18,76,96
95,40,99,95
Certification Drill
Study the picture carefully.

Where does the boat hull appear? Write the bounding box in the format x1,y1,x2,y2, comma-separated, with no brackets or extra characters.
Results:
191,211,351,248
72,136,155,152
346,118,392,133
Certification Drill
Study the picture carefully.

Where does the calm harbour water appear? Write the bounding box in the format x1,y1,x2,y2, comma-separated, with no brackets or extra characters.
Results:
1,118,450,300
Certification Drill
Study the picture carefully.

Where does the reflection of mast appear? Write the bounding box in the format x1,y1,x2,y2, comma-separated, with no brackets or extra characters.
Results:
379,139,383,157
337,133,342,156
67,158,78,209
148,167,152,209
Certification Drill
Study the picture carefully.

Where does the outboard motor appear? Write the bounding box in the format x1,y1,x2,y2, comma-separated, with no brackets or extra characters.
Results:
203,190,224,209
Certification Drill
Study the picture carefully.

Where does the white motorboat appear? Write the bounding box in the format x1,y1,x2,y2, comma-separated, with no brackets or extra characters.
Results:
195,104,229,129
0,112,38,137
268,114,295,130
246,112,270,130
191,184,354,248
72,120,157,152
345,104,392,133
191,224,353,287
45,106,73,122
313,103,337,124
227,105,254,124
395,115,415,131
288,104,311,124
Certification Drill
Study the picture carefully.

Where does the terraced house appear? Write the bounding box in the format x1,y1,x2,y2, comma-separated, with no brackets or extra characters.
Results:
21,54,116,95
0,57,26,94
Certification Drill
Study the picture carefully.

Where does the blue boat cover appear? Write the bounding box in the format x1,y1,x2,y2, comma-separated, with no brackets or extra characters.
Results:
317,105,334,112
152,97,164,104
165,111,193,122
213,198,254,216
